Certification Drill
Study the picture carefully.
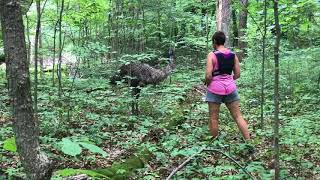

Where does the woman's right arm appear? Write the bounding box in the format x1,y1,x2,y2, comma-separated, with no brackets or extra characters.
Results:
205,53,214,86
233,55,240,80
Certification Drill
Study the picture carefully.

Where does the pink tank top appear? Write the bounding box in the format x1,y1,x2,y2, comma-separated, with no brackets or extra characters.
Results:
207,50,237,95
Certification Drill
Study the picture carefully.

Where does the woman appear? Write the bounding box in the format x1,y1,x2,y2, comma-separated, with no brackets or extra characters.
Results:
205,31,250,140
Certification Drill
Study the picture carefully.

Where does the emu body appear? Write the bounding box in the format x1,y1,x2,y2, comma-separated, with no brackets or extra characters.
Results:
110,52,175,115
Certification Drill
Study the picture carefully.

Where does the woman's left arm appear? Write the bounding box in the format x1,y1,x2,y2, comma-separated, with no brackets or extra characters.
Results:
233,55,240,80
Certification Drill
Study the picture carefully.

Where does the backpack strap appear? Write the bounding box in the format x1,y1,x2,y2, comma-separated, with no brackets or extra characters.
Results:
212,51,223,76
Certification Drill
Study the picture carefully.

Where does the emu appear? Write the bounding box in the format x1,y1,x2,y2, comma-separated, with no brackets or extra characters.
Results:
110,50,176,115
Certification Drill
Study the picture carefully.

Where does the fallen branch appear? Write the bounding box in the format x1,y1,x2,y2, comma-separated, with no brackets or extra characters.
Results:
194,88,205,96
166,147,257,180
204,149,257,180
166,146,206,180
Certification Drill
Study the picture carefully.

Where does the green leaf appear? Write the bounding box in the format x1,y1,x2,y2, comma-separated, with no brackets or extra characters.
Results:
79,142,108,157
60,138,82,156
56,168,108,178
3,137,17,153
116,169,127,175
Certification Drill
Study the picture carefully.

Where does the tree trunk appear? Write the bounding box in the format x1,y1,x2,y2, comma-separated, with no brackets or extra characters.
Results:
157,10,162,44
206,0,209,51
39,28,44,78
141,0,146,52
0,0,52,179
25,14,31,65
261,0,267,129
273,0,281,179
238,0,249,61
317,72,320,89
58,0,65,99
232,9,238,48
216,0,232,47
52,20,58,87
108,0,112,59
34,0,41,114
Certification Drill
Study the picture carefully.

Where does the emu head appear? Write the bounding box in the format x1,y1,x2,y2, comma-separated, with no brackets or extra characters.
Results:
168,48,176,69
110,74,121,85
168,49,174,63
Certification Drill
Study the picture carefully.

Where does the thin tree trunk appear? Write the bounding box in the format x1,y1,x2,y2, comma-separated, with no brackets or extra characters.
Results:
52,20,58,87
141,0,146,52
273,0,281,179
142,2,147,50
317,72,320,89
108,0,112,59
157,10,162,44
39,28,44,78
114,0,119,57
232,9,238,48
132,6,136,53
238,0,249,61
34,0,41,114
34,0,48,113
25,14,31,65
206,1,209,52
58,0,65,100
261,0,267,129
216,0,232,47
0,0,52,179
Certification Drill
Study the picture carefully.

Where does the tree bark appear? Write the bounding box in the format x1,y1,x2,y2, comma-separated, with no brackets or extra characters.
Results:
216,0,232,47
232,9,238,48
273,0,281,179
261,0,267,129
108,0,112,59
25,14,31,65
58,0,65,99
34,0,41,114
39,27,44,78
0,0,52,179
238,0,249,61
157,10,162,44
52,20,58,87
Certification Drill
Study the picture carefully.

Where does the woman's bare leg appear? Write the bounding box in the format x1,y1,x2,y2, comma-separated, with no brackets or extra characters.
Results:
226,101,250,140
208,103,221,138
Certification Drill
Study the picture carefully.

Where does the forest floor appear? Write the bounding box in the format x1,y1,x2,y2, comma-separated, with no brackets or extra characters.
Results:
0,50,320,179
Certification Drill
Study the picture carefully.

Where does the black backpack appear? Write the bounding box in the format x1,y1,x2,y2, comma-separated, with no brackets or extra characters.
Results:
212,51,235,77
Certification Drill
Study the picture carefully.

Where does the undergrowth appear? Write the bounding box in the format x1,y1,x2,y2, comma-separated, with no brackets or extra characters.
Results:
0,47,319,179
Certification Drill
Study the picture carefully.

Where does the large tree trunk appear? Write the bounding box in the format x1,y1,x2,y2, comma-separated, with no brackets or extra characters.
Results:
238,0,249,61
216,0,232,47
273,0,281,179
0,0,52,179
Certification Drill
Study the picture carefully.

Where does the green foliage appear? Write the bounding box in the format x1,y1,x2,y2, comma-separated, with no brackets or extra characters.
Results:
58,138,107,157
3,137,17,153
55,168,108,179
59,138,82,156
78,142,108,157
1,0,320,179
